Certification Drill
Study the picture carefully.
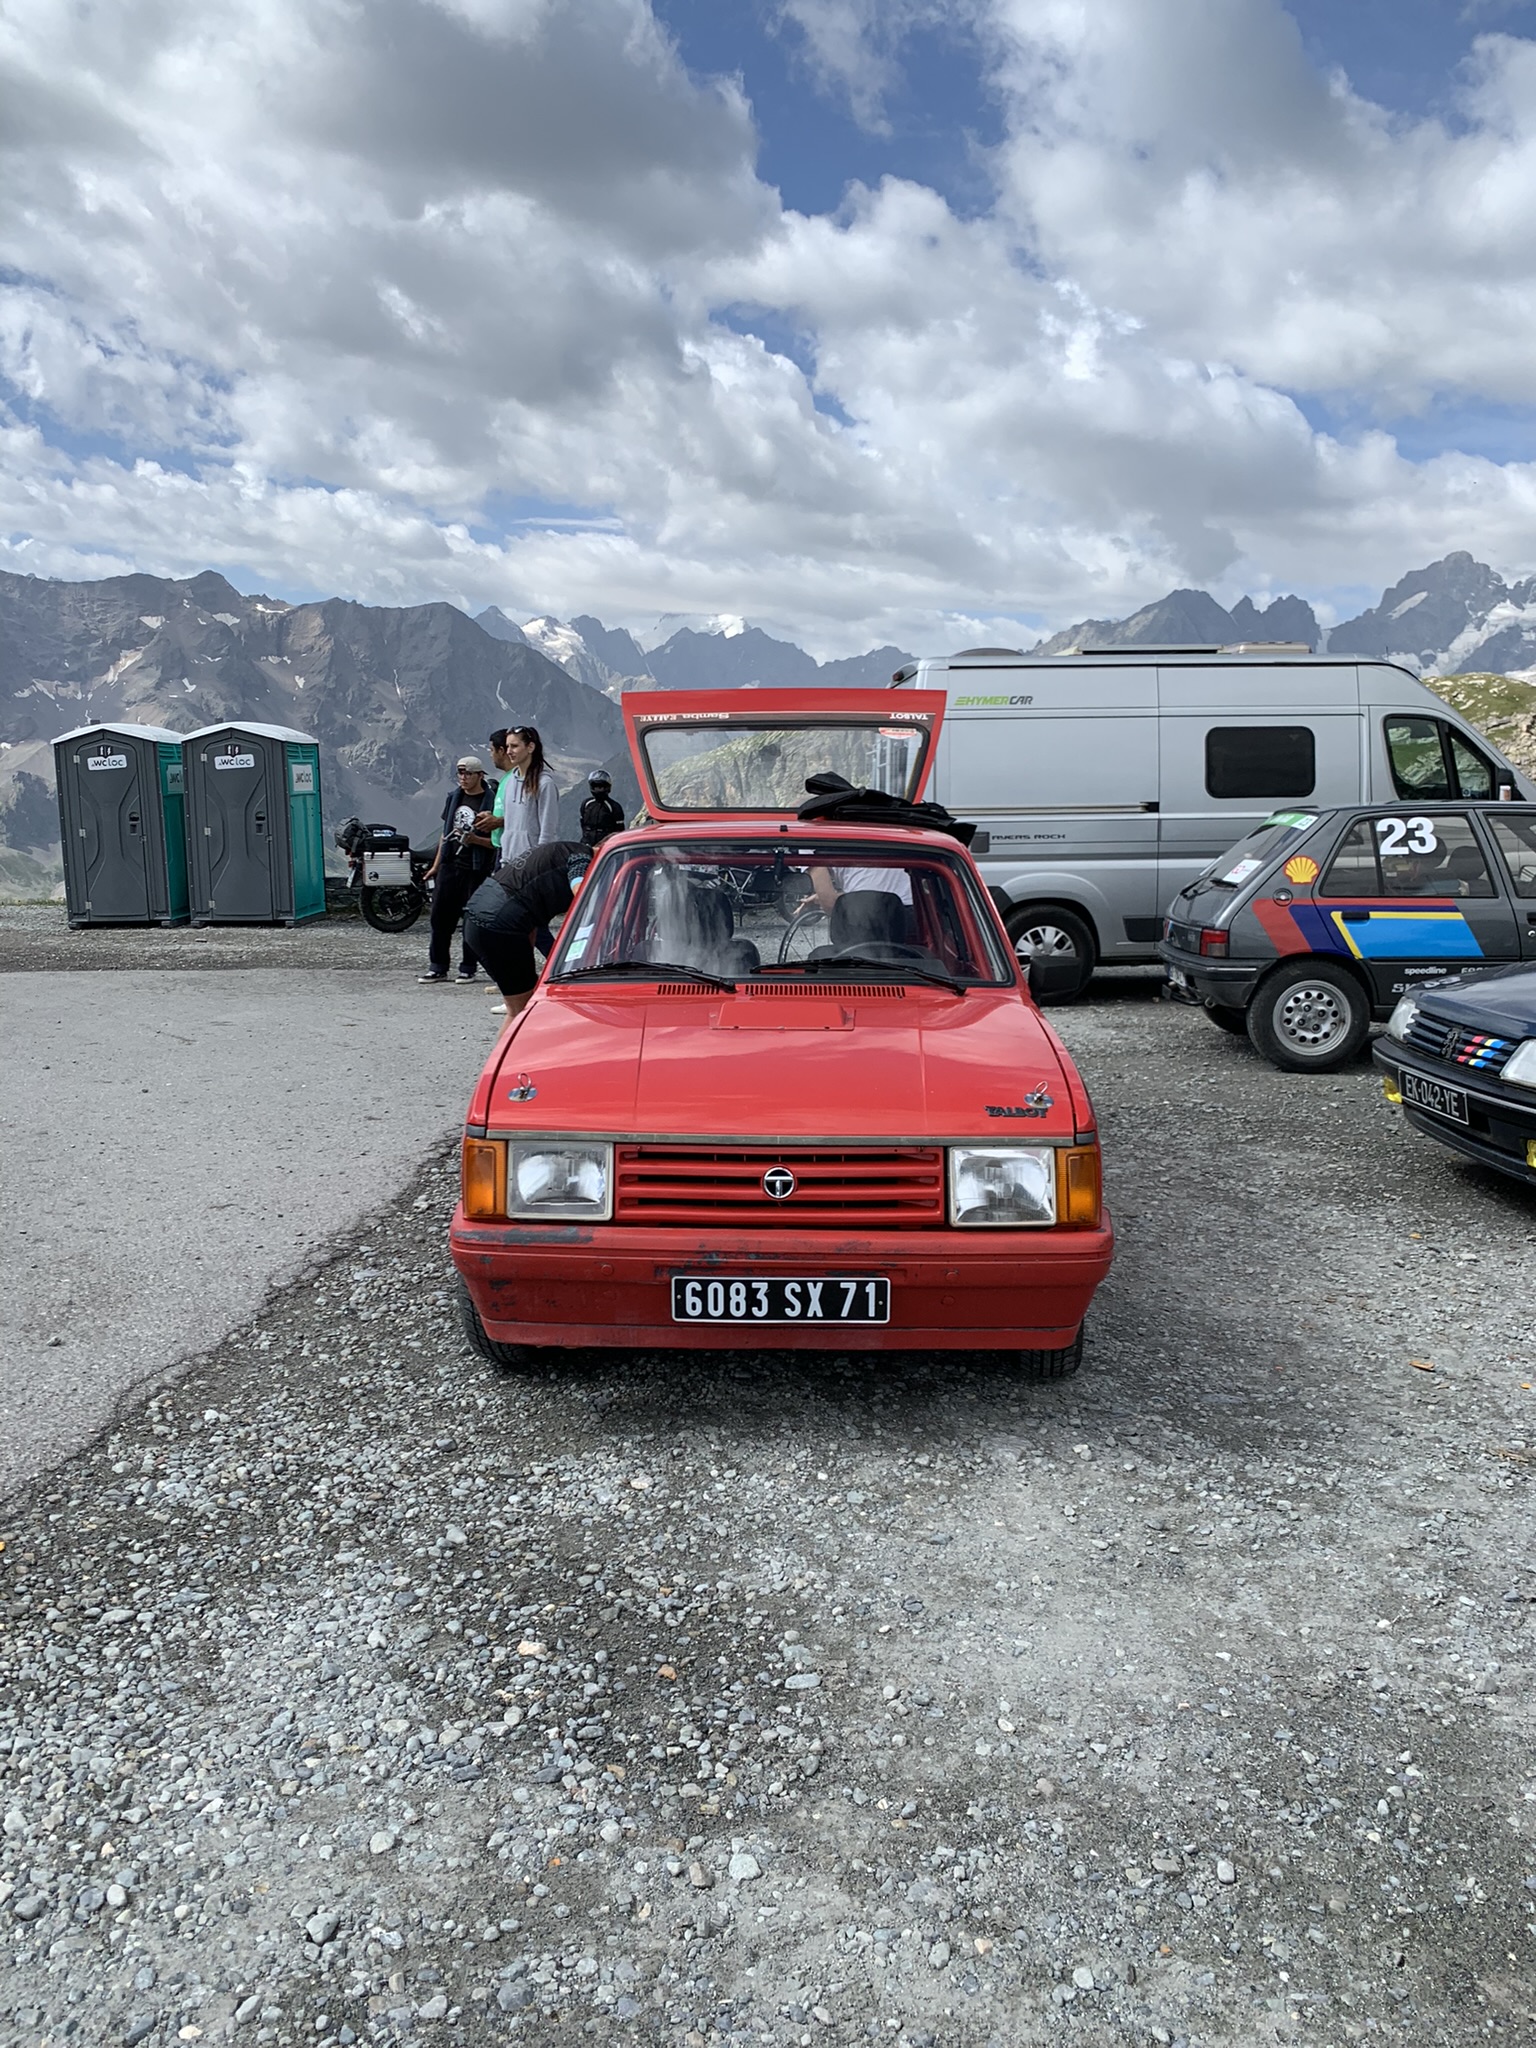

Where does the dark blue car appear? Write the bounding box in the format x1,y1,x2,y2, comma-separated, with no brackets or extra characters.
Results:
1373,964,1536,1187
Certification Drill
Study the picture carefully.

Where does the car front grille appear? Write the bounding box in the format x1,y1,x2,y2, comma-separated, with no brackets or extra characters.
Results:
1403,1013,1517,1076
613,1146,945,1226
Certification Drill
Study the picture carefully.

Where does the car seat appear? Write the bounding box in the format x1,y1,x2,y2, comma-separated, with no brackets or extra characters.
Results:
1442,845,1493,896
655,882,760,974
828,889,910,950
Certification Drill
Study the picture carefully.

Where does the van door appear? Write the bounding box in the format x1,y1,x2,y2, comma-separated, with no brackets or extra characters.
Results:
1157,665,1362,904
1481,806,1536,958
938,668,1160,948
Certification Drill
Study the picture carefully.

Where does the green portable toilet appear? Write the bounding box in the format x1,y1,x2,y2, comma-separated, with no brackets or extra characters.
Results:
183,722,325,926
53,722,190,927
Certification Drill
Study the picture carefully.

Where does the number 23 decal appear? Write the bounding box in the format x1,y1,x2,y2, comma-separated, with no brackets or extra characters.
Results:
1376,815,1438,854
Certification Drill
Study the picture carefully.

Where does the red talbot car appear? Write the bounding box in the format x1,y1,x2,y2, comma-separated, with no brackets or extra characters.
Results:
451,691,1113,1376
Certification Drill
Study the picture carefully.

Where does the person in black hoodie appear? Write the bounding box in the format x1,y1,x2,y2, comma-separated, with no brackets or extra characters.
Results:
464,840,590,1027
419,756,499,983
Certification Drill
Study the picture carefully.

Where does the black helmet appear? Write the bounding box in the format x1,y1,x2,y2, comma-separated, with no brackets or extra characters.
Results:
587,768,612,790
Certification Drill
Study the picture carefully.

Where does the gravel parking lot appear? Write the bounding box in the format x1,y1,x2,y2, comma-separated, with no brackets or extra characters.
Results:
1,980,1533,2048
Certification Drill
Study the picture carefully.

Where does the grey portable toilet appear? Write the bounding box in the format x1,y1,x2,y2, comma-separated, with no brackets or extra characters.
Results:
53,722,190,927
183,722,326,926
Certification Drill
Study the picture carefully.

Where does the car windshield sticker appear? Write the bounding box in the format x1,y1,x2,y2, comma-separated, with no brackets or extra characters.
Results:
1219,855,1263,885
1264,811,1318,831
1282,854,1320,884
1376,816,1438,854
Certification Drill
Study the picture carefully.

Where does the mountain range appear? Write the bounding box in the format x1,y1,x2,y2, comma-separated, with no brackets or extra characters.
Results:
5,551,1536,895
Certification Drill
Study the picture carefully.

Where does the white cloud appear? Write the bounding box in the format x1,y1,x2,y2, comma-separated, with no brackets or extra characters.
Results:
5,0,1536,653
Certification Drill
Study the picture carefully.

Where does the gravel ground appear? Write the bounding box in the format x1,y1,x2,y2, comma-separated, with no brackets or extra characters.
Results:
1,984,1533,2048
0,905,414,976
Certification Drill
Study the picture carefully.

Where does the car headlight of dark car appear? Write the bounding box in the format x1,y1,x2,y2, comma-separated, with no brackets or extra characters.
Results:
1501,1040,1536,1091
1385,995,1420,1042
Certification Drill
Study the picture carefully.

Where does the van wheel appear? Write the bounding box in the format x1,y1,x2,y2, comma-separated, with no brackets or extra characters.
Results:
457,1279,539,1370
1247,961,1370,1072
1005,906,1095,1003
1204,1003,1249,1034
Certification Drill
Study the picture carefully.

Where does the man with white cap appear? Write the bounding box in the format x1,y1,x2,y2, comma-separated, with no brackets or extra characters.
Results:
419,754,499,983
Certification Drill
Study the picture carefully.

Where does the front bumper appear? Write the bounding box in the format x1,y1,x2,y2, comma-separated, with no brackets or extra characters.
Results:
1372,1042,1536,1187
450,1215,1115,1353
1157,944,1263,1008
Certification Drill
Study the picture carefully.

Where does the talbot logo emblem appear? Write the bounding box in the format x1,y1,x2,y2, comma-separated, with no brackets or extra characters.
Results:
762,1166,796,1201
985,1085,1053,1119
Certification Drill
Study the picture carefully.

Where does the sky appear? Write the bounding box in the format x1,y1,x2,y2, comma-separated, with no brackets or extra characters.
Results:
6,0,1536,653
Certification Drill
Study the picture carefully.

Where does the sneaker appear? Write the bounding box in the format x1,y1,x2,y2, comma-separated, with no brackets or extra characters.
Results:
454,969,477,983
417,971,447,983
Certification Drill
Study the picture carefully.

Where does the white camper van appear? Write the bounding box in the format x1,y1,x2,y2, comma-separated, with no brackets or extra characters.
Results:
897,645,1536,999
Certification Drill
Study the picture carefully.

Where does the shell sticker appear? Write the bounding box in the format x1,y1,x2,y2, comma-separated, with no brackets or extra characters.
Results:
1283,854,1320,884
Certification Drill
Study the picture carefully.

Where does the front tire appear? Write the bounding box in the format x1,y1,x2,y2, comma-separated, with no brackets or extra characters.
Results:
360,886,424,934
457,1279,540,1370
1001,1327,1084,1379
1004,905,1096,1003
1246,960,1369,1072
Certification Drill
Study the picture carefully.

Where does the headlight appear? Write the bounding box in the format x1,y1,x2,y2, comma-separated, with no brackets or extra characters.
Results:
1385,995,1420,1042
1501,1039,1536,1090
948,1146,1056,1227
509,1141,612,1220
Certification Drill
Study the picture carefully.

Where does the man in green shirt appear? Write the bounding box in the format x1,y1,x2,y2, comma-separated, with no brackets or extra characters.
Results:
472,729,515,864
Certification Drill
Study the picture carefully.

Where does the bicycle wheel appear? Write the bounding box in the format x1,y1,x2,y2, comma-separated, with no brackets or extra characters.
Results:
777,906,828,964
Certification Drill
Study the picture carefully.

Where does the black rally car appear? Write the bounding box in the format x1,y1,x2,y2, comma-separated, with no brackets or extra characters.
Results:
1373,967,1536,1187
1159,801,1536,1070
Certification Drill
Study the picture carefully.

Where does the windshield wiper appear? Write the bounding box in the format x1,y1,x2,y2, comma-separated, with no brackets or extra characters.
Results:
801,953,967,994
554,959,738,990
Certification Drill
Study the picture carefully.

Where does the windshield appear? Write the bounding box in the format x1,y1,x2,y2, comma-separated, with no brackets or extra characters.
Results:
552,839,1014,987
635,720,930,813
1201,809,1323,889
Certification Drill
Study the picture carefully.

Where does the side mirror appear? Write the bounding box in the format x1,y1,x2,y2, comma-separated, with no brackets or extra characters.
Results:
1027,954,1080,1003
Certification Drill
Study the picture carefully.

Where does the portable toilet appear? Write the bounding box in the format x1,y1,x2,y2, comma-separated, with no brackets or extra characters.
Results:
182,722,326,925
53,722,190,927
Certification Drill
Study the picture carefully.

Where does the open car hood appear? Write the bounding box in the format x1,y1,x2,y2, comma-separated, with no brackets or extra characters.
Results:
622,689,946,825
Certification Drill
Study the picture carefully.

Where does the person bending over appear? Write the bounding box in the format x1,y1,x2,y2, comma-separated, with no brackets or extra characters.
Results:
464,840,590,1029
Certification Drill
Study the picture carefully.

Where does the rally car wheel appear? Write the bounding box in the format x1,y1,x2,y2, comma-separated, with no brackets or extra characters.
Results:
1005,906,1095,1004
1247,961,1370,1072
457,1279,540,1371
1204,1003,1249,1034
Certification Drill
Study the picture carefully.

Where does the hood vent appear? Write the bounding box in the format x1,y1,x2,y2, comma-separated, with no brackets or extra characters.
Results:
741,981,906,999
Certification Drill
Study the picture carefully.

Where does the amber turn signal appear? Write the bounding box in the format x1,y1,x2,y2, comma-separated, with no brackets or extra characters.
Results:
1056,1145,1101,1228
461,1137,508,1220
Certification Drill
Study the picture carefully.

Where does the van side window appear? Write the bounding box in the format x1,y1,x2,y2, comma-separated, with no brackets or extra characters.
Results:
1448,731,1495,799
1317,820,1379,895
1204,727,1315,800
1488,812,1536,898
1384,716,1453,799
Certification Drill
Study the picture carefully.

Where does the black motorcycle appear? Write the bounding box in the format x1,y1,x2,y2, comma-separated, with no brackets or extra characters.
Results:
335,817,435,933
